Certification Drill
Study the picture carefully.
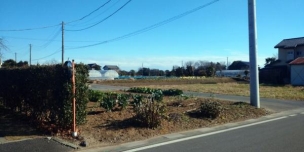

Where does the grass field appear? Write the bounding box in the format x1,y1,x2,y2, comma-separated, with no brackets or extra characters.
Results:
96,77,304,101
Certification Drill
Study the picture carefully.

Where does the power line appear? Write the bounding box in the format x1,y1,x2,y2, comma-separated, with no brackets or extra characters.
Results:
66,0,132,31
65,0,112,24
66,0,219,49
0,23,61,32
0,0,112,32
32,49,61,61
65,0,122,27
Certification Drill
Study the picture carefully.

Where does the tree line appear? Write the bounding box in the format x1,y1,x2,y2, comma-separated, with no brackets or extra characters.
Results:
119,61,227,77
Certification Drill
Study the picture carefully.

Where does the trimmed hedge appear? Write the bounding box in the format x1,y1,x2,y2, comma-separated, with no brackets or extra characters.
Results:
0,63,89,128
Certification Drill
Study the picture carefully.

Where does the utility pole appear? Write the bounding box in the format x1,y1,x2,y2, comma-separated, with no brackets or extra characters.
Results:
181,61,183,76
226,57,228,70
142,63,143,76
15,52,17,63
29,44,32,66
248,0,260,108
62,21,64,64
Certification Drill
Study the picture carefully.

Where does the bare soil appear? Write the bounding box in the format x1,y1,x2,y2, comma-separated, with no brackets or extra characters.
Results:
67,97,270,148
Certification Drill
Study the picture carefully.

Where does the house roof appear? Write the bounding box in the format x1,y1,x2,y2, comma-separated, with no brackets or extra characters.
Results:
103,65,119,69
289,57,304,65
274,37,304,49
231,61,250,66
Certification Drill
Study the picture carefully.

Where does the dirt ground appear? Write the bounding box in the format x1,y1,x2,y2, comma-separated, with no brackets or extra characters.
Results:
67,97,270,148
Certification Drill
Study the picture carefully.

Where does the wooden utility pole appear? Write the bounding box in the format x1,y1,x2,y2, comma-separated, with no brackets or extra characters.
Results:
15,52,17,63
62,21,64,64
29,44,32,66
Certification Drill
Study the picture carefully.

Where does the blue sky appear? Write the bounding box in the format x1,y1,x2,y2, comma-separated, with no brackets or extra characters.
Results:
1,0,303,71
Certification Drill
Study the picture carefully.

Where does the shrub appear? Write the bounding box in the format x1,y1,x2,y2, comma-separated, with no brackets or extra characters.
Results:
117,94,130,110
133,96,166,129
132,94,144,109
88,89,104,102
100,92,117,112
162,89,183,96
200,100,222,119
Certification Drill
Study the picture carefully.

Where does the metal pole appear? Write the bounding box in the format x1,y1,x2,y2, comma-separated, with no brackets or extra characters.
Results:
62,22,64,65
248,0,260,108
72,59,77,136
15,52,17,63
29,44,32,66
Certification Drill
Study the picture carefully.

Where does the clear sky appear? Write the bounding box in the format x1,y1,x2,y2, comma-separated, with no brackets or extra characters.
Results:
1,0,303,71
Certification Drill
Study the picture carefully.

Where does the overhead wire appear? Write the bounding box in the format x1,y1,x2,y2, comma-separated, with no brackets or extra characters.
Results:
65,0,112,25
0,0,112,32
66,0,132,31
65,0,122,27
32,48,61,61
66,0,219,49
0,23,61,32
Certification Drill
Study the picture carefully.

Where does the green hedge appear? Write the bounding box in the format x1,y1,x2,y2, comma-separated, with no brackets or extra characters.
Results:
0,63,89,128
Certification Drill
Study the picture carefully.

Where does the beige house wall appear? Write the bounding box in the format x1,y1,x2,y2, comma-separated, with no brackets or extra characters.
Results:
277,46,304,66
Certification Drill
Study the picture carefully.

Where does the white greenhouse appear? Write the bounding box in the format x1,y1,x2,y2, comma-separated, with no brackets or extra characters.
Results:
88,70,119,80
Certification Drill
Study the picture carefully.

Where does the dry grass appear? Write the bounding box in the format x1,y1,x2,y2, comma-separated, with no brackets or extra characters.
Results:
96,78,304,101
147,83,304,101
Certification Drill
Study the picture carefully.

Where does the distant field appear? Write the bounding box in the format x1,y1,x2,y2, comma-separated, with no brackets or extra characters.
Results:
94,77,304,101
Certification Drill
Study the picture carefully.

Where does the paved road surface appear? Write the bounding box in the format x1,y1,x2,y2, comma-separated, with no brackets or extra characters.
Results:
132,113,304,152
0,138,73,152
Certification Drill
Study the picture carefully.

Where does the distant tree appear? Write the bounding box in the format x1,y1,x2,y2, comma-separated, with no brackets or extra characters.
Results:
119,70,129,76
137,67,150,76
165,70,171,77
2,59,16,68
206,66,215,77
17,61,28,67
265,57,276,66
0,38,9,66
129,70,135,77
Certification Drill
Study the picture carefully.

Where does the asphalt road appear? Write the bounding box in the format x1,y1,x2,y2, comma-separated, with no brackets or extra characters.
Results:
128,113,304,152
0,138,73,152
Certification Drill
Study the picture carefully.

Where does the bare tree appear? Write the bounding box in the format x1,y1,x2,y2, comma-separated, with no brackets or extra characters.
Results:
0,38,9,66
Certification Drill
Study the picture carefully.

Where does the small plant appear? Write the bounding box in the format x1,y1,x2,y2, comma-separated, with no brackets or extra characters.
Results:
133,94,166,129
117,94,130,110
132,94,144,109
88,89,104,102
152,89,163,102
100,92,117,112
200,100,222,119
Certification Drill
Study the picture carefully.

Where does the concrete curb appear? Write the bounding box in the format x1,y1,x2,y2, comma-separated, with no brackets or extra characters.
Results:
52,137,79,150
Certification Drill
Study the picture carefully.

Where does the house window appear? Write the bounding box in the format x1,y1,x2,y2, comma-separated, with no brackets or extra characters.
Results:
296,51,302,56
287,50,294,60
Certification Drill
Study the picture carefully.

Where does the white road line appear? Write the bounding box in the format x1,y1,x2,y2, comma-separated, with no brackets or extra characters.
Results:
123,116,287,152
301,112,304,115
289,114,297,117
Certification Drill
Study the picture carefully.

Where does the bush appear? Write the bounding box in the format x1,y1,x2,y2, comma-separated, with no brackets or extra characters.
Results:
117,94,131,110
200,100,222,119
132,94,144,109
88,89,104,102
162,89,183,96
133,96,166,128
100,92,117,112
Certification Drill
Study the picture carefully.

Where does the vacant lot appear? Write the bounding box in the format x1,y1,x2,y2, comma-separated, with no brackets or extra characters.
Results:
64,77,272,148
94,78,304,101
73,97,269,148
